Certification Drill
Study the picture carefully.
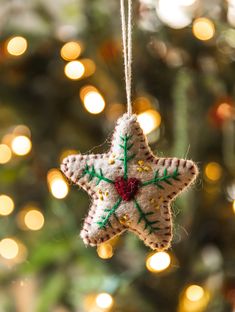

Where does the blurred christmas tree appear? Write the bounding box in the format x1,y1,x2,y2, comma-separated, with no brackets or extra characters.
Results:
0,0,235,311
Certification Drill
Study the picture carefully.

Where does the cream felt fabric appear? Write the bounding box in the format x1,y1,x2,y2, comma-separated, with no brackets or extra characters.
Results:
61,113,198,250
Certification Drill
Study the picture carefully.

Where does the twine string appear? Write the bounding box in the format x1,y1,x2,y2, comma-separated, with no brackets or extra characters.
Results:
120,0,133,116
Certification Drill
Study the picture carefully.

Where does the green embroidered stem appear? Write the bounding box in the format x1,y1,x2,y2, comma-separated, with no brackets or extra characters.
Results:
134,199,160,234
82,164,114,185
119,134,136,180
141,167,180,189
97,197,122,229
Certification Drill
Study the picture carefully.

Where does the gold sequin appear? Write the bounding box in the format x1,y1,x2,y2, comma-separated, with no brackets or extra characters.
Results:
108,158,115,165
137,167,143,172
119,214,130,226
143,166,151,171
138,160,144,166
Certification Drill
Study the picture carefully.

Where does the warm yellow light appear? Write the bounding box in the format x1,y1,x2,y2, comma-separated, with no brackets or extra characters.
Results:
80,86,105,114
137,109,161,135
0,238,19,259
24,209,44,231
204,162,222,182
97,243,114,259
11,135,32,156
192,18,215,41
95,293,113,310
0,195,14,216
79,59,96,78
146,251,171,272
185,285,205,302
50,178,69,199
6,36,27,56
13,125,31,138
1,134,15,146
60,41,82,61
233,200,235,214
216,103,232,119
64,60,85,80
0,144,12,164
59,149,79,163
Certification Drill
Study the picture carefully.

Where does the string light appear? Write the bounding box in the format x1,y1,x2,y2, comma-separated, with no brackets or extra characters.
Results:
59,149,79,163
192,18,215,41
1,134,15,146
185,285,205,302
64,60,85,80
204,162,222,182
6,36,27,56
95,293,114,310
137,109,161,135
0,144,12,164
0,238,19,260
0,195,14,216
60,41,82,61
79,59,96,78
24,209,44,231
216,102,233,119
11,135,32,156
146,251,171,272
13,125,31,138
80,86,105,114
157,0,192,29
47,169,69,199
97,243,114,259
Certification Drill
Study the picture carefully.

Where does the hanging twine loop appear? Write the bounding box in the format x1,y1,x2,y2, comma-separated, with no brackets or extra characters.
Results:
120,0,133,116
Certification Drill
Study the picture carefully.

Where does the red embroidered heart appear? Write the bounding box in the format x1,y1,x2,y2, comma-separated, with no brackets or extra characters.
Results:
114,177,140,201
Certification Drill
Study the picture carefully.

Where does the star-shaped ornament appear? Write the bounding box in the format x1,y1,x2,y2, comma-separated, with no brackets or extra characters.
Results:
61,114,198,250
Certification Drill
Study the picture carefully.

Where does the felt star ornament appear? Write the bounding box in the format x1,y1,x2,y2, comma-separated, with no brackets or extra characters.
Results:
61,114,198,250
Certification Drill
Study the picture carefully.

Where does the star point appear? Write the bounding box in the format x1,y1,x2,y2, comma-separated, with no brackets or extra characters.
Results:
61,113,198,250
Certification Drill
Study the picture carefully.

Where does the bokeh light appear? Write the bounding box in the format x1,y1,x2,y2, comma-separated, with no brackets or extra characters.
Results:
0,144,12,164
0,238,19,260
185,285,205,302
192,18,215,41
0,195,14,216
146,251,171,272
233,200,235,214
11,135,32,156
216,102,233,119
137,109,161,134
80,86,105,114
47,169,69,199
59,149,79,163
24,209,44,231
204,162,222,182
157,0,192,29
64,60,85,80
60,41,82,61
80,59,96,78
97,243,114,259
13,125,31,138
95,293,114,310
6,36,27,56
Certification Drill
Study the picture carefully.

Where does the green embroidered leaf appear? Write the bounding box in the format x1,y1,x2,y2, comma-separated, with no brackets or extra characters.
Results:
134,199,160,235
141,166,180,188
97,198,122,229
118,134,136,179
81,164,114,185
